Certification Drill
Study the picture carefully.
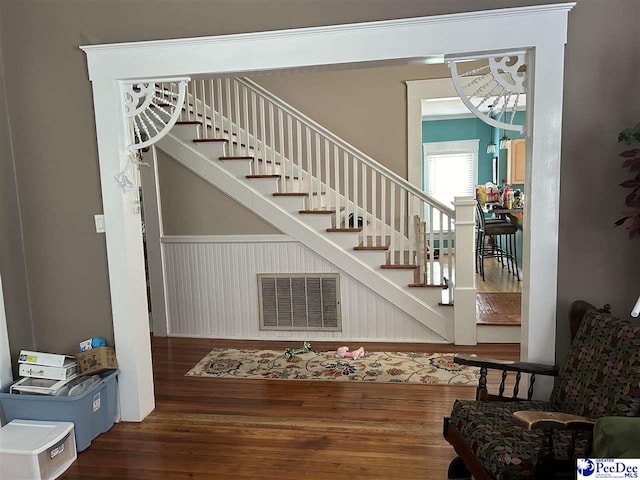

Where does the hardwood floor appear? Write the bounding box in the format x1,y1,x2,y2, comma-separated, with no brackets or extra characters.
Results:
476,292,521,325
62,338,519,480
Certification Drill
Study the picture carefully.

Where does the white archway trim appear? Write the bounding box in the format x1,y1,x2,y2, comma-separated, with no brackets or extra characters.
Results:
82,2,575,420
447,53,527,134
122,78,190,151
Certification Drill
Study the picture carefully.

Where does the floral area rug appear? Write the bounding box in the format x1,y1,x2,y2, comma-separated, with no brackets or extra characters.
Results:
186,348,479,385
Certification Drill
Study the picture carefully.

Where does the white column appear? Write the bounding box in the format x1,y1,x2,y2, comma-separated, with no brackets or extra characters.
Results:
91,79,155,421
453,196,477,345
521,43,566,399
0,275,12,388
140,146,169,337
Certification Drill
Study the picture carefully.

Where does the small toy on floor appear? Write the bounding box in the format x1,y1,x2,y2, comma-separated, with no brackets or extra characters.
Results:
284,341,312,359
336,346,365,360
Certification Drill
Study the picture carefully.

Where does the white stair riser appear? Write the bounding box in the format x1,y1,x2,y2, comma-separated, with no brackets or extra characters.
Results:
245,177,280,195
403,286,446,305
352,249,386,268
192,142,227,159
219,159,252,177
379,268,415,285
322,232,360,250
298,214,333,231
271,196,306,213
172,124,200,140
477,325,521,343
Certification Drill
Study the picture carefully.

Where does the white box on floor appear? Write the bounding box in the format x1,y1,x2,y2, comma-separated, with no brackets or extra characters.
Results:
0,419,77,480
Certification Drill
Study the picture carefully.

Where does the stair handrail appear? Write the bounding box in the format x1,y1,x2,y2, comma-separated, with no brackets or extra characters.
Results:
236,77,455,218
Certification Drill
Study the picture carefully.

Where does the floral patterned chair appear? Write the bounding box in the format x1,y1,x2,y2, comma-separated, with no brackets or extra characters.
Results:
443,301,640,480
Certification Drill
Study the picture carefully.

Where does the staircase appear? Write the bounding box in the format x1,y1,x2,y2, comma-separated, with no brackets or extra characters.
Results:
149,77,478,344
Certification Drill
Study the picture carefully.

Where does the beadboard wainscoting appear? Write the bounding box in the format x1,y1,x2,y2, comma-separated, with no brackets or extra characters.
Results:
161,235,445,342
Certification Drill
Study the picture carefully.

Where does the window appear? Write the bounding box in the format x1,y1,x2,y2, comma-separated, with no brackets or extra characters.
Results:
423,139,478,230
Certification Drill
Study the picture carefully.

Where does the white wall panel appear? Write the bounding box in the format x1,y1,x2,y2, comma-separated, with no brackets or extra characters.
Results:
162,237,445,342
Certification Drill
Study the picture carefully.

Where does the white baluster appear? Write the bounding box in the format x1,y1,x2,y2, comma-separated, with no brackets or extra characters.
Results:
343,151,349,228
216,79,223,136
352,156,358,231
315,133,322,208
251,92,257,167
269,103,275,174
399,189,405,265
306,127,313,207
362,162,367,245
371,170,377,245
259,97,266,175
324,139,330,210
193,81,199,126
243,86,249,158
439,210,445,286
296,121,302,193
390,182,396,262
201,80,209,139
429,205,435,284
209,79,217,136
278,109,284,189
225,79,232,153
287,115,294,193
234,81,241,154
381,176,386,249
448,216,454,303
334,145,340,227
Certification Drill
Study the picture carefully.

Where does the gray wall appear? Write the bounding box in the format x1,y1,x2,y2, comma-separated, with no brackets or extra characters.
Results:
0,0,638,360
156,149,280,235
0,14,35,370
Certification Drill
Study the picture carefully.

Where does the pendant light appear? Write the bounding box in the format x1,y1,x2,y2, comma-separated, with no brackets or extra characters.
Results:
499,132,511,149
486,140,496,154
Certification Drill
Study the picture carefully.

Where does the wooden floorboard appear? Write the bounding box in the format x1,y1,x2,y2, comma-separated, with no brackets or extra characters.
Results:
62,338,519,480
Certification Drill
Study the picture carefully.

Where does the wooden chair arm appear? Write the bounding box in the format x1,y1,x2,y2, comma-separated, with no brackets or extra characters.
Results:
513,411,596,432
455,354,558,401
455,354,558,376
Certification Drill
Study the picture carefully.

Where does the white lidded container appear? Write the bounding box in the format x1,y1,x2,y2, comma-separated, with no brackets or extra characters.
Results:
0,419,77,480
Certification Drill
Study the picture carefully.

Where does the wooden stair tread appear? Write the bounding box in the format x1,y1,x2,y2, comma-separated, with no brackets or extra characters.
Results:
380,264,419,270
193,138,228,143
273,193,308,197
176,121,202,125
476,320,520,326
219,156,253,160
439,302,454,307
246,174,280,179
354,245,389,251
299,210,334,214
408,283,449,289
327,227,362,232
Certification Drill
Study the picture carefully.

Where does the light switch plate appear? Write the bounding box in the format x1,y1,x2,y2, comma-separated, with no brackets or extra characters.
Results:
94,214,105,233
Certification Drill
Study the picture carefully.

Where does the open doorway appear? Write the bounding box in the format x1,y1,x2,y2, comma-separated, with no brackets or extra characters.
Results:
407,77,526,340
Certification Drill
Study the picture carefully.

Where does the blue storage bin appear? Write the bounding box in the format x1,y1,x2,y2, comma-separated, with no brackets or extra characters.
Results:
0,370,119,452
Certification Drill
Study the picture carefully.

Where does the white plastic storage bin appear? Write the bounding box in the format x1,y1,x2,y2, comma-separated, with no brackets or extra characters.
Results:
0,419,77,480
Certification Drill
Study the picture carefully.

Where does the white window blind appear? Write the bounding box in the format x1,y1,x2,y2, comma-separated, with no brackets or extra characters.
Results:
423,139,478,231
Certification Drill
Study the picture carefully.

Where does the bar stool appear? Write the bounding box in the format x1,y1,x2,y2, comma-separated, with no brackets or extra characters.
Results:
475,202,520,281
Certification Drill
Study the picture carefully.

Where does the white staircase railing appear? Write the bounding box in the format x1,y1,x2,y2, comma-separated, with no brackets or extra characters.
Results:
162,77,469,300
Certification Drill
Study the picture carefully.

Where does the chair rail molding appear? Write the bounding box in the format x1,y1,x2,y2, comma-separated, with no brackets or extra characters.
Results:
81,2,575,421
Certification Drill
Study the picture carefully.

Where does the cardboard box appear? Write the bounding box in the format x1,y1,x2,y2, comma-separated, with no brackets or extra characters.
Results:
76,347,117,376
19,358,78,381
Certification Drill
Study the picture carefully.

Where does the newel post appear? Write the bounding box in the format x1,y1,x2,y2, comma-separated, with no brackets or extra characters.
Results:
454,197,477,345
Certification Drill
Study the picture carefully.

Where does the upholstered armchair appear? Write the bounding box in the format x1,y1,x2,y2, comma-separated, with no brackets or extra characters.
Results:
443,301,640,480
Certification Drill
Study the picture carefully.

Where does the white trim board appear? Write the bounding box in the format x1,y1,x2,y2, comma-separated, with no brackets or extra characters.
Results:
82,3,575,420
161,235,295,244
